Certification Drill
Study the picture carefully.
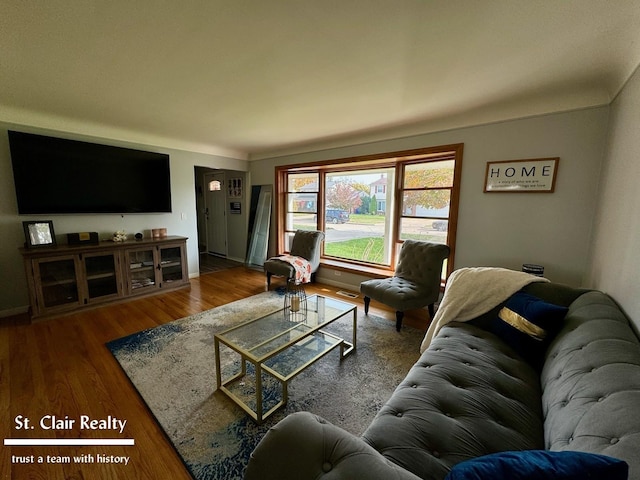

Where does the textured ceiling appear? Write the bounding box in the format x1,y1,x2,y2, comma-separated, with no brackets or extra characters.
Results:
1,1,640,160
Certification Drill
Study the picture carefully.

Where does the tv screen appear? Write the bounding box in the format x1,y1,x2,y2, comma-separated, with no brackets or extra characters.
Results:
9,131,172,214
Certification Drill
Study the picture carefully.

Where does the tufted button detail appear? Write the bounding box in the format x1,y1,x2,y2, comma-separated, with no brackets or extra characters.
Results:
568,437,573,443
445,412,452,417
610,438,619,445
433,450,440,458
411,384,418,388
396,412,403,417
598,396,605,402
322,462,332,472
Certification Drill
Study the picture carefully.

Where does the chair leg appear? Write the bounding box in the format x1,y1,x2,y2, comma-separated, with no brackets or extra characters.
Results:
363,296,370,314
428,303,435,319
266,272,272,289
395,311,404,332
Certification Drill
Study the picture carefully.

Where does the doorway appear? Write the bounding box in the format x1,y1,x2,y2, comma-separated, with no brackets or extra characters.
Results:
203,171,227,257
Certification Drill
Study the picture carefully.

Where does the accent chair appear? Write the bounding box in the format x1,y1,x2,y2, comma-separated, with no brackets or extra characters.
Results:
360,240,450,331
264,230,325,288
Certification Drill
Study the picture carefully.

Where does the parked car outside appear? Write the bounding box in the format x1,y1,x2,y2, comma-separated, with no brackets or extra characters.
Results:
325,209,350,224
432,220,448,231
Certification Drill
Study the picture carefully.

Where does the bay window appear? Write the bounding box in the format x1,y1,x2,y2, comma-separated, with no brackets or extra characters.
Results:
276,144,463,279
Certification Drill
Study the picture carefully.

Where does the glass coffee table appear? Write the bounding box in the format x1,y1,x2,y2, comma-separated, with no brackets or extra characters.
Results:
214,295,357,423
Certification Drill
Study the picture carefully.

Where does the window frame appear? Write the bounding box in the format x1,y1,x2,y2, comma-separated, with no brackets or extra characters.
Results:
275,144,463,278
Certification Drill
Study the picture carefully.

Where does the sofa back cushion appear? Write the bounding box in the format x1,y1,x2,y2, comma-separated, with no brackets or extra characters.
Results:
541,291,640,480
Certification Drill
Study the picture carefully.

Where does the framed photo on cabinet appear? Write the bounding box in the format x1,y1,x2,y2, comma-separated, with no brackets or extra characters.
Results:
23,220,56,248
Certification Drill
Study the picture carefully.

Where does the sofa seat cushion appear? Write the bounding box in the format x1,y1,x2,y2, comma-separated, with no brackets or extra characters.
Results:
541,291,640,479
362,322,545,480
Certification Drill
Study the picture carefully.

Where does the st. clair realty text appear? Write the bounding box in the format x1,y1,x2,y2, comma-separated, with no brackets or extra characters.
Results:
15,415,127,434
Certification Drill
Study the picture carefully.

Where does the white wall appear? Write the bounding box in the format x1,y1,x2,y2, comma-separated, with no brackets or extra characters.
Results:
587,66,640,332
250,107,609,289
0,123,248,315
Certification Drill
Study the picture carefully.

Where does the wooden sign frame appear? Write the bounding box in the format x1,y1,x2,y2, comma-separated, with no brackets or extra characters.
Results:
484,158,559,193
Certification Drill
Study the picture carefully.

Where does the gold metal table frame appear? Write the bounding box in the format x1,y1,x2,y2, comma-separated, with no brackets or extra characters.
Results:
214,295,357,423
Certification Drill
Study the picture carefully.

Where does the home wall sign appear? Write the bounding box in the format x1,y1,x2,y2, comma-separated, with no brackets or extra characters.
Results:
484,157,559,193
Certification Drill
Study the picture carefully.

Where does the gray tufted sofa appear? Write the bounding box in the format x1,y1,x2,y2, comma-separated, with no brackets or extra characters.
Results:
244,282,640,480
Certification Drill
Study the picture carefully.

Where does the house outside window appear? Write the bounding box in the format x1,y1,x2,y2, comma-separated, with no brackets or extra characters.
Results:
324,168,395,265
275,144,463,279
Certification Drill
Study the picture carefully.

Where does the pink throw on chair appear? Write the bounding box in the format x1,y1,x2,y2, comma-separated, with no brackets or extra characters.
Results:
274,254,312,284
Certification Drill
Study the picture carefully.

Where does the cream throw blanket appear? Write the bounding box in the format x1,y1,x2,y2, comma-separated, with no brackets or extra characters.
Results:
419,267,549,353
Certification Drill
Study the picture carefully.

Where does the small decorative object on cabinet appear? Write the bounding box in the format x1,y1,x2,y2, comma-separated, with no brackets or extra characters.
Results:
112,230,127,242
20,236,189,320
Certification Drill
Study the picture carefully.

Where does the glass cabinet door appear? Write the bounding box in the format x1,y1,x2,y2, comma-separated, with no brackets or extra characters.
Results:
83,252,120,301
127,248,158,294
159,246,184,286
34,256,81,309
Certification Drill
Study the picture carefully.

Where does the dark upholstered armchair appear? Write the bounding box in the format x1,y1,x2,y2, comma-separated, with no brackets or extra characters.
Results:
264,230,325,288
360,240,450,331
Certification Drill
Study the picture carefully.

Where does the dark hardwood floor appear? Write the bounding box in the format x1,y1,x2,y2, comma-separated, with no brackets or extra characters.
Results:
198,252,244,274
1,266,429,479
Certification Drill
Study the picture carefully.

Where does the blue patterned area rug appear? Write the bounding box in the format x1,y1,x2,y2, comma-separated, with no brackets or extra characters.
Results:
107,291,423,480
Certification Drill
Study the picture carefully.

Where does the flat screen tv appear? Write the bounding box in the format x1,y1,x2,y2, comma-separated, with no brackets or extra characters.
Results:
9,131,172,214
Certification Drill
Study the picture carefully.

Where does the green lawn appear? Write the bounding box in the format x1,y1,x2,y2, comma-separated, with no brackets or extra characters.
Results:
348,214,385,225
325,234,446,264
324,237,385,263
400,233,444,242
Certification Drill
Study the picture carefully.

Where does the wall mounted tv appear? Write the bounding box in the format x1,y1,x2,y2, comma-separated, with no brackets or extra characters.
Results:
9,131,172,214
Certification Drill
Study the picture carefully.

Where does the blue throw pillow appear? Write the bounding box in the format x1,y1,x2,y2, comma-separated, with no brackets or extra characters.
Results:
486,291,568,368
445,450,629,480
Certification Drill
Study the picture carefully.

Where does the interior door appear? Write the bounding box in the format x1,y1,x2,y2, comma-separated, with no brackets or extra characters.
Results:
204,172,227,256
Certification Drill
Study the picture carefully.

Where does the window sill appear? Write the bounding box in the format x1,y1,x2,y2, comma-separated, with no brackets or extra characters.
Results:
319,258,447,290
320,258,393,279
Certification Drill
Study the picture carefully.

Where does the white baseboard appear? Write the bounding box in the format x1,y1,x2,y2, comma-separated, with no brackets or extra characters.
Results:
316,276,359,292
